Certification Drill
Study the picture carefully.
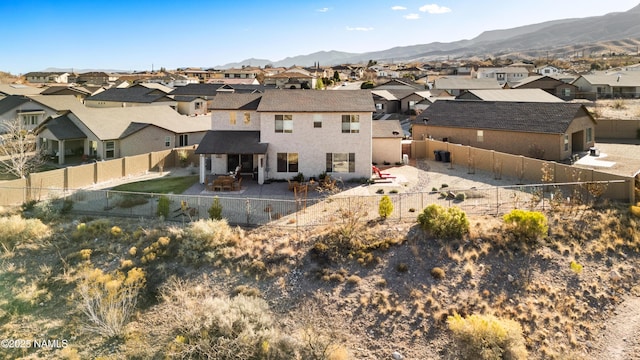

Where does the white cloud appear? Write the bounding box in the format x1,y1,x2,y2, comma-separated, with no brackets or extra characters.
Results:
391,6,407,10
404,13,420,20
316,7,330,12
346,26,374,32
419,4,452,14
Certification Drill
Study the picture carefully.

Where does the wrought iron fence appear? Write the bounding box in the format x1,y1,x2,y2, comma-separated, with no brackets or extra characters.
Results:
8,179,626,228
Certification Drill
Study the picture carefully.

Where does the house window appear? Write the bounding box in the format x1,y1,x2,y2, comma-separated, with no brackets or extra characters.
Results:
22,114,39,126
326,153,355,173
313,114,322,128
275,114,293,133
408,101,416,110
230,112,237,125
375,103,383,111
276,152,298,172
477,130,484,142
195,102,201,110
564,134,569,151
105,141,115,159
586,128,593,143
179,134,188,147
562,88,571,97
165,136,171,147
341,115,360,133
243,112,250,125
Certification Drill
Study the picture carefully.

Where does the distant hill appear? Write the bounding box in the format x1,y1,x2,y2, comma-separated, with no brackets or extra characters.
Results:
219,4,640,68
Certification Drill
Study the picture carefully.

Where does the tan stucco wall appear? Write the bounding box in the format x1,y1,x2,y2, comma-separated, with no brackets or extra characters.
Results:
211,110,261,131
120,126,174,157
260,111,372,180
373,138,402,164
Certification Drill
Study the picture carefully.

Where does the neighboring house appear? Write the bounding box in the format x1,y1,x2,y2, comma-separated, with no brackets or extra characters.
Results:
0,94,83,133
413,101,596,161
71,72,118,85
176,68,218,83
24,72,69,84
36,106,209,165
39,85,94,101
374,79,423,91
456,89,565,102
84,85,177,109
221,68,259,80
535,65,560,76
173,96,208,116
512,75,577,101
372,90,411,115
263,71,316,89
473,67,529,86
433,77,502,96
372,120,404,165
196,90,375,184
572,73,640,99
0,84,44,99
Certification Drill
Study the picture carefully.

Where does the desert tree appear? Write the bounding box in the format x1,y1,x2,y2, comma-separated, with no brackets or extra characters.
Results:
0,117,46,178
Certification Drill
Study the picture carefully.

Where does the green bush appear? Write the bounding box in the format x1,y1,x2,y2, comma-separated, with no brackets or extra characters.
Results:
447,313,528,360
503,209,548,241
208,196,223,220
417,204,469,239
156,196,170,219
455,193,466,202
378,195,393,219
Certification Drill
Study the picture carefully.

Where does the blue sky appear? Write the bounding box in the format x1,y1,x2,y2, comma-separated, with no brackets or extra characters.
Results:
1,1,638,74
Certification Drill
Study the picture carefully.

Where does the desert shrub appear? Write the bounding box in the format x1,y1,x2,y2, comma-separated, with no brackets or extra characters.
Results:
76,266,146,337
179,219,237,263
430,267,445,279
146,278,296,359
116,194,149,209
376,188,384,194
31,198,69,222
448,313,528,360
156,196,170,219
208,196,223,220
378,195,393,219
503,209,548,242
455,193,466,201
72,218,112,241
417,204,469,239
0,215,49,252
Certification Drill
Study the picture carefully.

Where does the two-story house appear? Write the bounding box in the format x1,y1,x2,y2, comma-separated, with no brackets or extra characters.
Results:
196,90,375,184
0,94,83,133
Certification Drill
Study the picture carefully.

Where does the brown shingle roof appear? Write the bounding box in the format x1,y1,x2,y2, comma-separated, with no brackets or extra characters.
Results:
210,93,262,110
416,101,591,134
257,90,375,112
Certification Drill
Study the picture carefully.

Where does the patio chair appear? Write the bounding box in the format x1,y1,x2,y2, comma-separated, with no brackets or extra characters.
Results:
287,179,299,191
221,178,233,191
233,177,242,191
212,179,223,191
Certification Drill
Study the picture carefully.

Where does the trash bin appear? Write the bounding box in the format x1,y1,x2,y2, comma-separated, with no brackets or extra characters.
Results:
443,151,451,163
434,150,442,161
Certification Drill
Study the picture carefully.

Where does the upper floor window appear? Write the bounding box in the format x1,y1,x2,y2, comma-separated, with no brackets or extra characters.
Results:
243,112,251,125
313,114,322,128
564,134,569,151
275,114,293,133
586,127,593,143
22,114,39,126
477,130,484,142
341,115,359,133
165,136,171,147
229,112,237,125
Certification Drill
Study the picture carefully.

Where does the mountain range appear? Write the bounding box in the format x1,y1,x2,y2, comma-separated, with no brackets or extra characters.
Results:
220,4,640,68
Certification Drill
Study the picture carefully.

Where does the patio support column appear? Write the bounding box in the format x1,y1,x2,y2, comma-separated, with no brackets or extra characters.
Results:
257,154,265,185
199,154,206,184
58,140,65,165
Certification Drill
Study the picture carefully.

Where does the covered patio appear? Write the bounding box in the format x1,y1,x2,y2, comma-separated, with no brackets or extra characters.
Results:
195,130,269,184
35,114,88,165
